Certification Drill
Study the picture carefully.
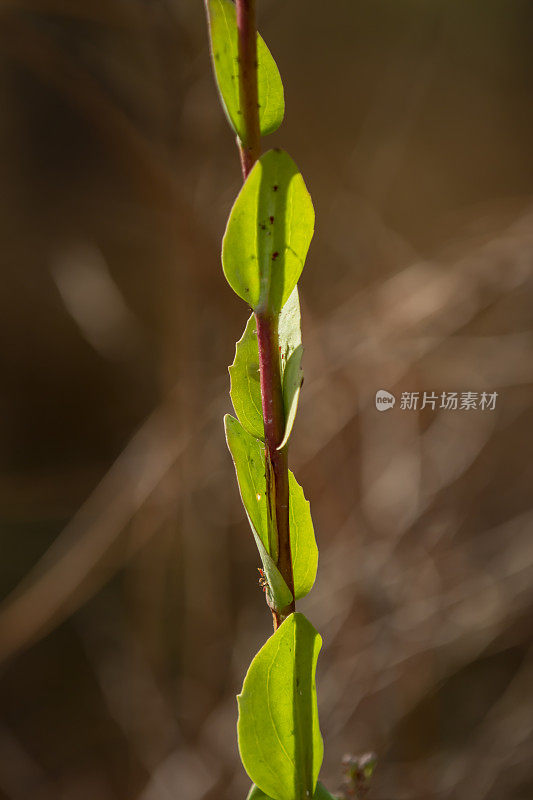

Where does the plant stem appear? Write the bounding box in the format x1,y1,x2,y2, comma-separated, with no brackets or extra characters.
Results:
236,0,261,179
235,0,295,627
255,314,295,627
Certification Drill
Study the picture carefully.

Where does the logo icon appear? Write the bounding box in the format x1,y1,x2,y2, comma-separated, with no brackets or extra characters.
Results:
375,389,396,411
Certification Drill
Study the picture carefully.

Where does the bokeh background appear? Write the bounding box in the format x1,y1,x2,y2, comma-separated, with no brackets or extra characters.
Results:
1,1,533,798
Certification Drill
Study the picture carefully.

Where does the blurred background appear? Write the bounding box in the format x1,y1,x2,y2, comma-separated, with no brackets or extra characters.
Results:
1,1,532,798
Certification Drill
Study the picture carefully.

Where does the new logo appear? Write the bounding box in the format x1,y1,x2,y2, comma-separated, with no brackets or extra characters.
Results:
375,390,396,411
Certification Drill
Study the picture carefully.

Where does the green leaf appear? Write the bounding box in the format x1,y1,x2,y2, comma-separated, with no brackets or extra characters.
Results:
279,343,303,450
229,290,302,443
206,0,284,139
225,415,293,611
289,471,318,601
278,287,302,365
238,613,323,800
225,416,317,602
279,286,303,449
255,540,294,614
313,784,339,800
246,783,338,800
222,149,314,314
246,786,269,800
224,414,272,555
229,314,264,441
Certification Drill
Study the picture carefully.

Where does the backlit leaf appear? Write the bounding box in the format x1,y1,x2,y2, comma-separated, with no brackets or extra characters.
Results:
289,471,318,601
225,415,293,610
238,613,323,800
278,343,303,450
313,784,339,800
206,0,284,139
229,313,264,441
246,782,338,800
225,416,318,602
222,149,314,314
278,286,302,364
230,290,302,443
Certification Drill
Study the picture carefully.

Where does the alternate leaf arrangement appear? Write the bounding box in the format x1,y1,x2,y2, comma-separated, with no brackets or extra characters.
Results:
204,2,340,798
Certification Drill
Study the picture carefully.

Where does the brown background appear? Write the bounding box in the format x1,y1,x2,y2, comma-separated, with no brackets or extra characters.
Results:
0,1,532,799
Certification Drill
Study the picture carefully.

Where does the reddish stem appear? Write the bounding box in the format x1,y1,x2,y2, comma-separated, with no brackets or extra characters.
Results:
236,0,261,180
236,0,295,627
255,315,295,626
